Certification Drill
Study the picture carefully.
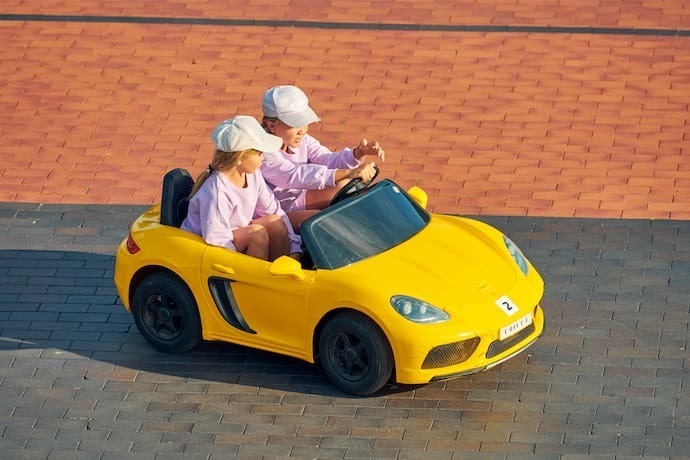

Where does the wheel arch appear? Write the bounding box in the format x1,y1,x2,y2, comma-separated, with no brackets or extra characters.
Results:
128,265,190,307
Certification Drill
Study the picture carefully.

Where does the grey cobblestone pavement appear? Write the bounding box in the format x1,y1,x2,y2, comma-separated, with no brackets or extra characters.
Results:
1,202,689,459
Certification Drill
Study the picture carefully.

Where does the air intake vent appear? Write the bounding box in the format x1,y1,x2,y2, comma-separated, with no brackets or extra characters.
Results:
421,337,480,369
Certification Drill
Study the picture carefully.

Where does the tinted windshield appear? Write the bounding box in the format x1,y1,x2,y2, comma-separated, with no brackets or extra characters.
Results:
301,180,430,269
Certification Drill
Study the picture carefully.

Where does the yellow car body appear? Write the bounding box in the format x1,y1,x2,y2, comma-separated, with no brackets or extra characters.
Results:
114,175,544,395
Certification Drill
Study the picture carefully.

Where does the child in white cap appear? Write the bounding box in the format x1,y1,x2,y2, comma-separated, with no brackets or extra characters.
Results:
181,115,301,261
260,85,385,230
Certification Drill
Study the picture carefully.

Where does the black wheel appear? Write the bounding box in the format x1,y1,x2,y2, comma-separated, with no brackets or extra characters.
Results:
318,312,393,396
131,272,202,353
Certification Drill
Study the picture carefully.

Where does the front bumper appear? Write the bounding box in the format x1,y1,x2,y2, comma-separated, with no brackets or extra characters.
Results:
393,304,545,384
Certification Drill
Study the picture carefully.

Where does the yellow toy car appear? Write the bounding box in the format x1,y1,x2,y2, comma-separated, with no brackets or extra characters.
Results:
114,168,545,395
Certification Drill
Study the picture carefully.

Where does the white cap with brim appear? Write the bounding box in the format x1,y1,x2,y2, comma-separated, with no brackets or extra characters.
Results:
262,85,320,128
211,115,283,152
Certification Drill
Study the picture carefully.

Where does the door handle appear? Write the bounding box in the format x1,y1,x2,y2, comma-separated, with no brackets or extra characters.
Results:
212,263,235,275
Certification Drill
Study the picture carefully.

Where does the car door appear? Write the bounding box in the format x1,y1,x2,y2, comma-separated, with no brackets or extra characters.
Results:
199,245,314,359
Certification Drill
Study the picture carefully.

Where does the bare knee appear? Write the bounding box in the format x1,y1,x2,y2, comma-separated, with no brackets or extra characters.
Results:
252,215,290,260
267,215,287,237
246,224,269,246
244,224,269,260
253,215,287,237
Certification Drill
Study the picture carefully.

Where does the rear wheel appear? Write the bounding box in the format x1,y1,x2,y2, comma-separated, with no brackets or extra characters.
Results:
131,272,201,353
319,312,393,395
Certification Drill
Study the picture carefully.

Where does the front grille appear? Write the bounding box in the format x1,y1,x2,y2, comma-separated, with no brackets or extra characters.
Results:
421,337,480,369
486,323,535,358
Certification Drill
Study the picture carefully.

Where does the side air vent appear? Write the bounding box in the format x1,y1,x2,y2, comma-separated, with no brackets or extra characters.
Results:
208,277,256,334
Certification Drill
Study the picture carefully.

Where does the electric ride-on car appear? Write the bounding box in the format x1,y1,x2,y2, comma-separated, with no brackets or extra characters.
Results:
114,168,545,395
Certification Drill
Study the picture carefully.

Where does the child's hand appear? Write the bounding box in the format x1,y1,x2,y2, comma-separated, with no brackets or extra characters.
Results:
354,139,385,162
350,162,377,182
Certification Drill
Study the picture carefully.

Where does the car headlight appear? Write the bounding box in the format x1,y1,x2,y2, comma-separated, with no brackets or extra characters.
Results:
503,235,529,276
390,295,449,324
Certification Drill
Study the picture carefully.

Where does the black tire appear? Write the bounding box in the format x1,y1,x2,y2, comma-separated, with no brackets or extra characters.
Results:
318,312,393,396
131,272,202,353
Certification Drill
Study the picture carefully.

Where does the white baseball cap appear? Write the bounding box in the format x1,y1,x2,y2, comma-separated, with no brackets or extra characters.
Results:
210,115,282,152
262,85,320,128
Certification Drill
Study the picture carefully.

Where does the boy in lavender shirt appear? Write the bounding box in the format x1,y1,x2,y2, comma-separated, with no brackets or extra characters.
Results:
181,116,301,261
260,85,385,230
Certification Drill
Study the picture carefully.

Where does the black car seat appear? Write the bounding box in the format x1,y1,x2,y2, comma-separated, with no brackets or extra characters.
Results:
160,168,194,227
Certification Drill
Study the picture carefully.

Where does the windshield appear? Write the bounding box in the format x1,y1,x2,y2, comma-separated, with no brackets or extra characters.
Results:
301,180,430,269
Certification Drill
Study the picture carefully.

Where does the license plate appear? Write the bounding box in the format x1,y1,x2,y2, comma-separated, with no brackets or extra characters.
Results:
499,313,533,340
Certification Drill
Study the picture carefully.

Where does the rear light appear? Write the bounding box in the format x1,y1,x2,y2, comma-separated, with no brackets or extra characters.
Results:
126,231,140,254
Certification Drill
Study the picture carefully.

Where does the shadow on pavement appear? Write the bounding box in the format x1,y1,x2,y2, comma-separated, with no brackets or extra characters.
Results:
0,249,429,398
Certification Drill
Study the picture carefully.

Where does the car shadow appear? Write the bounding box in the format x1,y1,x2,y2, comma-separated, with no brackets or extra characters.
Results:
0,249,424,398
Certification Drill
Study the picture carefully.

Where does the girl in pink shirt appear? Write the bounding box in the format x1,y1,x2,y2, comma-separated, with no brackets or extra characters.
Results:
260,85,385,230
181,116,301,261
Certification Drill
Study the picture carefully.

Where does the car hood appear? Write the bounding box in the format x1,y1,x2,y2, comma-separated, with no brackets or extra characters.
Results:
337,214,534,315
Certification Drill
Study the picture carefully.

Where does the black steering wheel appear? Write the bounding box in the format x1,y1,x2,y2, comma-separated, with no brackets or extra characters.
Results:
328,166,380,206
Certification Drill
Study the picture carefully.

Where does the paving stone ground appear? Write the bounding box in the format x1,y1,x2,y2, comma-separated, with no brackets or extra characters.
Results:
1,1,689,458
0,203,689,459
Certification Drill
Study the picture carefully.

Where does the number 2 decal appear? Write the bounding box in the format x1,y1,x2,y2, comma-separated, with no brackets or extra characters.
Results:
495,295,520,316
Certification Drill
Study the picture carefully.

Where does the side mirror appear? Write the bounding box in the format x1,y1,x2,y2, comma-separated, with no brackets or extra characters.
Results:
407,186,428,209
269,255,306,281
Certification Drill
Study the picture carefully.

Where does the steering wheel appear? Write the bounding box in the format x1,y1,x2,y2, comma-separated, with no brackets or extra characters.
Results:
328,166,380,206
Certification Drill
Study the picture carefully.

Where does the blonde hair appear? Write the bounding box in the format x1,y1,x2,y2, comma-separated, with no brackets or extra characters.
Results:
189,148,261,197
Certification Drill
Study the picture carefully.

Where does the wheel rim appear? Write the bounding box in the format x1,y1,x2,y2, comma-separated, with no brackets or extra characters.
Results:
329,331,369,381
141,293,183,340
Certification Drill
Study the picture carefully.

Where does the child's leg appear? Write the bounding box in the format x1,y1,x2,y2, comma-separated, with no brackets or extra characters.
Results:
251,215,289,261
305,184,343,211
286,210,319,232
286,190,319,231
232,224,270,260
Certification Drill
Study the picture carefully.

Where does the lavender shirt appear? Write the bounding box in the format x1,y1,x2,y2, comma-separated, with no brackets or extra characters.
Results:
260,134,361,211
181,170,301,254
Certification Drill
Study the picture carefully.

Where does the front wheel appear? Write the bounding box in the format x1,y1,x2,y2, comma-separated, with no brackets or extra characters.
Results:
318,312,393,396
131,272,202,353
